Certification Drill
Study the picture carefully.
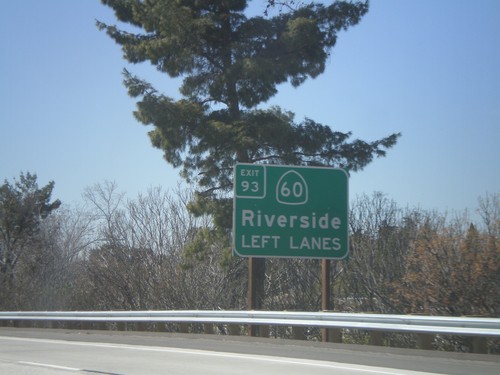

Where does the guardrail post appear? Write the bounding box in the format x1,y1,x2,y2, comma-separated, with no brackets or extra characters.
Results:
228,324,241,336
155,322,167,332
260,324,270,338
247,324,269,337
203,323,214,334
179,323,189,333
292,326,305,340
416,333,433,350
370,331,384,346
331,328,343,343
472,337,488,354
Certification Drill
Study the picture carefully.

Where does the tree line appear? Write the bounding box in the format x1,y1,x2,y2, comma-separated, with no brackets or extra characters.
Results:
1,173,498,351
1,173,497,316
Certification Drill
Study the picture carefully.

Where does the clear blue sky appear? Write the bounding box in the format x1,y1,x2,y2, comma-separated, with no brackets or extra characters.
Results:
1,1,499,217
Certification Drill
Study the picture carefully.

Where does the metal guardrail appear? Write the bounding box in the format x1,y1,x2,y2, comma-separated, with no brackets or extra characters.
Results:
1,310,499,337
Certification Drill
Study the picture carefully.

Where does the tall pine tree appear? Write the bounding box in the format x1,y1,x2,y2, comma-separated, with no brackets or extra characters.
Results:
98,0,399,228
0,173,61,309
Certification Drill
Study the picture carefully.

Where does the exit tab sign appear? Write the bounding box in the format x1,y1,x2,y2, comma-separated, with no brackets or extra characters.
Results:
233,163,348,259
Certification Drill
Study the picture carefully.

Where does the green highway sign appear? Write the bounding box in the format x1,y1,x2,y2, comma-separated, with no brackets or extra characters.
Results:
233,163,348,259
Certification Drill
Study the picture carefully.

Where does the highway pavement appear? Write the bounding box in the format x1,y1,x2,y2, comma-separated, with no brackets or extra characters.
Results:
0,328,498,374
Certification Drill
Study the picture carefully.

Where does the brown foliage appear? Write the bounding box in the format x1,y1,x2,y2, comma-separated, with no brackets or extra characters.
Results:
395,222,499,316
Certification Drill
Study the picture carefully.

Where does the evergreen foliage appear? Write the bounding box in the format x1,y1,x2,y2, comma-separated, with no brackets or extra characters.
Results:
98,0,400,226
0,172,61,309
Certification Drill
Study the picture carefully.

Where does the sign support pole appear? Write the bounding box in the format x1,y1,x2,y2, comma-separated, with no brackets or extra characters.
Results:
247,257,265,336
322,258,331,342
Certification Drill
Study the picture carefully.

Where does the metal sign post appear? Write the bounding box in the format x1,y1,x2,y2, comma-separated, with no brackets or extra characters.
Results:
322,258,331,342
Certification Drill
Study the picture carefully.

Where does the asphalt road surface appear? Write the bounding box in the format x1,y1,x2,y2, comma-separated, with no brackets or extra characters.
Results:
0,328,498,374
